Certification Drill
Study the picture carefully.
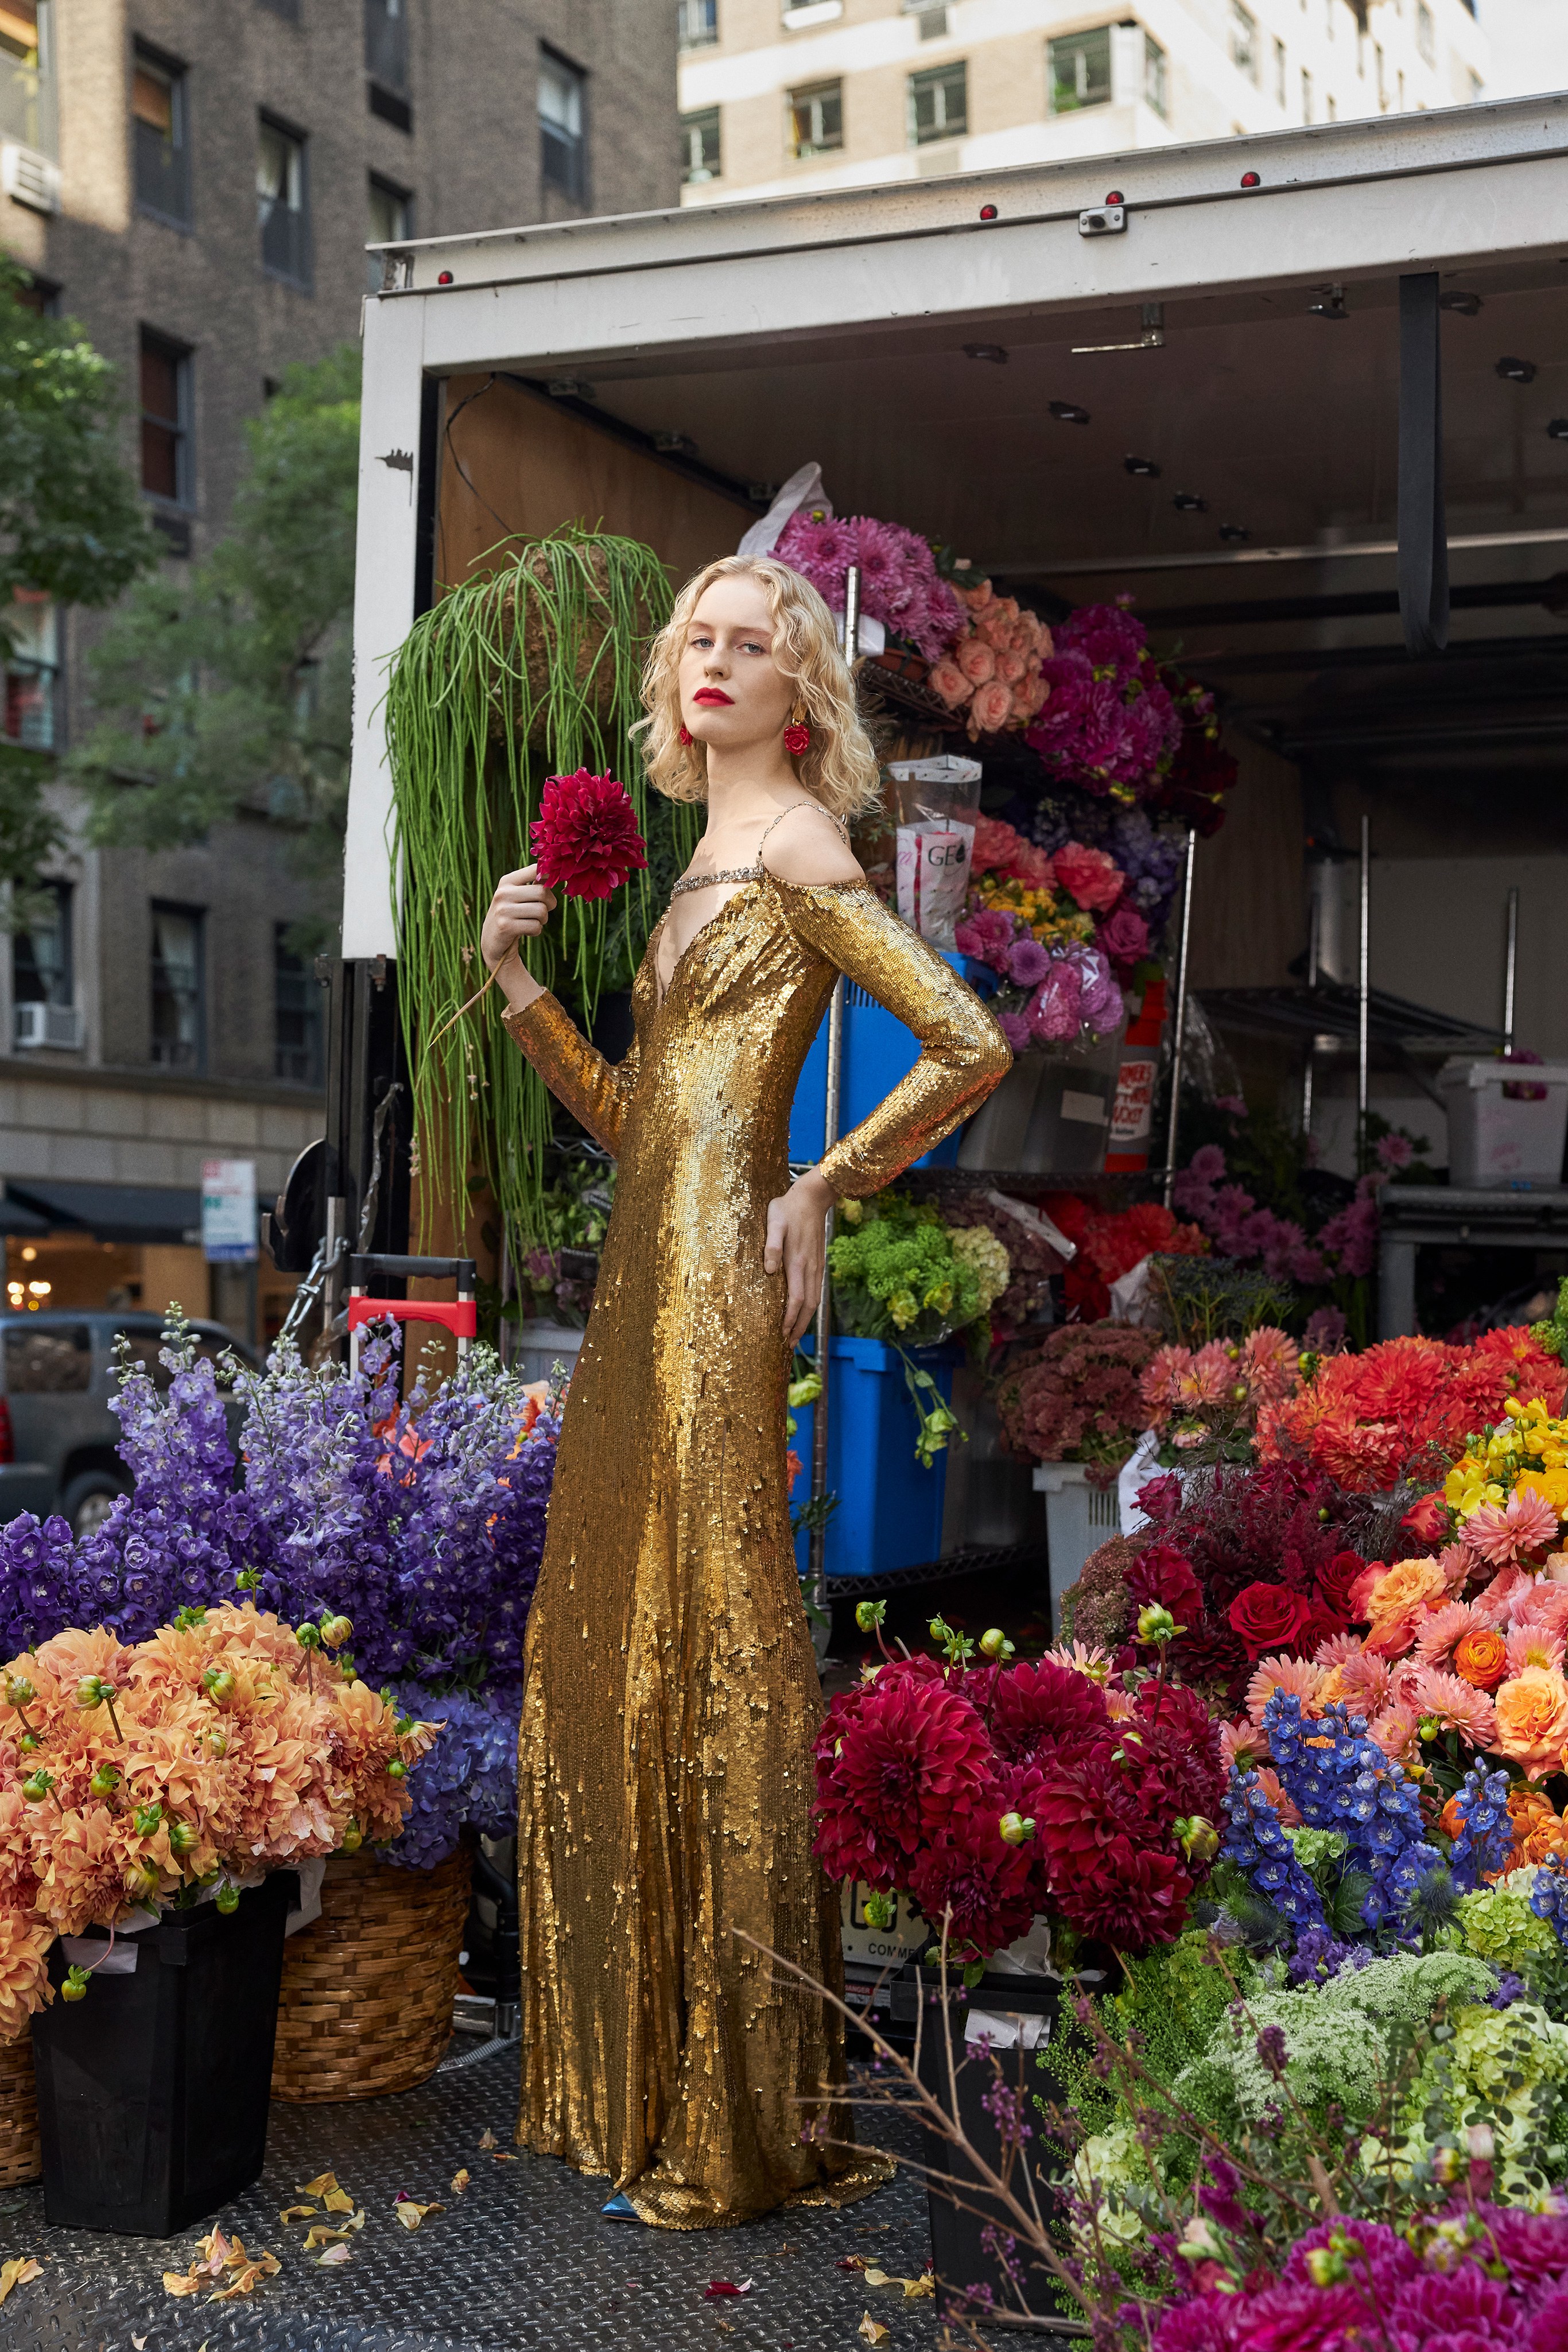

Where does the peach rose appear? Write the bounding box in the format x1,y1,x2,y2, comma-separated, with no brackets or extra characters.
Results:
967,679,1015,736
1453,1624,1508,1691
957,639,996,685
996,649,1027,686
978,611,1014,650
1361,1557,1449,1657
927,659,973,709
1493,1663,1568,1779
962,577,995,612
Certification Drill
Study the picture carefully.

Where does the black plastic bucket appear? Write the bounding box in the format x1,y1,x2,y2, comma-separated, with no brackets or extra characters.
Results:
30,1872,293,2237
891,1964,1068,2331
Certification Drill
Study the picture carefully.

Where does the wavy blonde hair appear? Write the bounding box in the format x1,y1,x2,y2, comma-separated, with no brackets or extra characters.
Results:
639,554,883,822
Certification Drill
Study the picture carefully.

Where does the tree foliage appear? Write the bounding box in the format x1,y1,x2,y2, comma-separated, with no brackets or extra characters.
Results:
0,261,156,905
69,345,361,936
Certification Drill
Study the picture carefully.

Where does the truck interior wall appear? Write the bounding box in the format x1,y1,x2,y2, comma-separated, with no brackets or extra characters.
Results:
434,373,752,591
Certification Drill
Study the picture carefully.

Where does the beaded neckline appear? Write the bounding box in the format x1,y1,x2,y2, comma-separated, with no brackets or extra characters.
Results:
670,800,849,901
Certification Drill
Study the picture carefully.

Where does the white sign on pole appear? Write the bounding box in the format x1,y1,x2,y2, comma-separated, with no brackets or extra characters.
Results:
201,1159,258,1264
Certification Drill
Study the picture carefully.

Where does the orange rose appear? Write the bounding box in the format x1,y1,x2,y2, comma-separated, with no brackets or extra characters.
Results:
1362,1557,1447,1657
1453,1625,1508,1691
1493,1664,1568,1779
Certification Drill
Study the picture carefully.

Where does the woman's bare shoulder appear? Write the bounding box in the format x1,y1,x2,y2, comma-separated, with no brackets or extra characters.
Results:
760,800,864,887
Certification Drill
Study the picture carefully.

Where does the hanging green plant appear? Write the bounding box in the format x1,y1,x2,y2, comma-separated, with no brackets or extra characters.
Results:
385,526,692,1255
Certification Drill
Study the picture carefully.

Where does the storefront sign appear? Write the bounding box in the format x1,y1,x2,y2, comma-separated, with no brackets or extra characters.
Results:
201,1159,258,1263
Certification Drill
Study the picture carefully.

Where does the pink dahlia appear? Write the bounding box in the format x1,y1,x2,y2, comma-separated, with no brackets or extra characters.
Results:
1465,1489,1560,1568
1245,1654,1325,1726
1407,1666,1498,1746
1507,1620,1567,1675
1240,1325,1302,1403
1413,1601,1476,1666
1052,840,1125,915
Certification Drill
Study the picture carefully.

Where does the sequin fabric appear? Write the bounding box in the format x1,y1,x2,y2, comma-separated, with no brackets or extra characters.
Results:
500,874,1010,2228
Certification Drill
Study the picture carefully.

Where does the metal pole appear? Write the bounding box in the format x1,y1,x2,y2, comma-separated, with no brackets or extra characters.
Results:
807,565,860,1605
1503,884,1520,1054
1161,826,1197,1211
1302,883,1321,1139
1357,814,1371,1173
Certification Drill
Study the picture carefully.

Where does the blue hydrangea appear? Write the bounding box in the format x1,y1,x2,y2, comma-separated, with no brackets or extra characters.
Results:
383,1682,522,1871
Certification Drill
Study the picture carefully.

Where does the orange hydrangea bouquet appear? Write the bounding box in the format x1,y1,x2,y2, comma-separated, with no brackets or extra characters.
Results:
0,1602,439,2039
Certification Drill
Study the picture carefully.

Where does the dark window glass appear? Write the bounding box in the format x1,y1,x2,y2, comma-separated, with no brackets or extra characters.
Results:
139,329,191,505
150,902,204,1070
258,115,311,287
13,271,58,314
0,0,57,161
13,880,70,1004
132,44,190,224
3,592,57,749
4,1322,90,1392
367,174,410,293
1049,26,1112,112
363,0,407,90
273,925,321,1085
677,0,717,45
909,59,966,142
539,49,586,200
681,107,720,184
788,79,842,156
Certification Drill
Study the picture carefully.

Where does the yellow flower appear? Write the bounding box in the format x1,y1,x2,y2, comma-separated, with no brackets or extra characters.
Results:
887,1292,918,1330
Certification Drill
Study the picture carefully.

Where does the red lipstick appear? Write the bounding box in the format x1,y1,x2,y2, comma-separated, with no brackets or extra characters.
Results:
692,688,733,705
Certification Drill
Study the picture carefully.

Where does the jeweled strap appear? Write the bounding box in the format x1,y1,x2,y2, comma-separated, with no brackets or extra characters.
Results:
669,867,759,898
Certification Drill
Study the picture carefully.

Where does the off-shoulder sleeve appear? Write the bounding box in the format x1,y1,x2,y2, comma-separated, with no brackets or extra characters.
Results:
774,880,1011,1197
501,993,641,1156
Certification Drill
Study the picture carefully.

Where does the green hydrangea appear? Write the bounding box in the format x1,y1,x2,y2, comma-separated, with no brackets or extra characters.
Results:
949,1224,1010,1316
1456,1885,1555,1967
828,1192,983,1344
1175,1951,1496,2128
1392,1998,1568,2197
1286,1827,1348,1874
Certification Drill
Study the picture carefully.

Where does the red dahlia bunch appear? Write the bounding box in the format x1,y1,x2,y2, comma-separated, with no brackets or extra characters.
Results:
529,769,649,901
812,1651,1224,1960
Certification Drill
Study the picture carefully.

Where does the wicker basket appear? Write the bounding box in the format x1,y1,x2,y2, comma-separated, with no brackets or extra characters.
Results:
271,1846,473,2104
0,2031,41,2185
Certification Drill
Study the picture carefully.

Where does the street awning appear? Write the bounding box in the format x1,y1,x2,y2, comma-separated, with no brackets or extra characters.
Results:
0,1189,49,1237
3,1180,203,1246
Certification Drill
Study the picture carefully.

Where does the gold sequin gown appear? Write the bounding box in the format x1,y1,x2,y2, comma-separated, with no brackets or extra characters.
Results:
501,872,1010,2227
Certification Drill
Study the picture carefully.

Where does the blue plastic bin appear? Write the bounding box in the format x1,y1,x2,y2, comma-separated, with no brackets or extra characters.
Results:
787,951,995,1169
791,1336,957,1580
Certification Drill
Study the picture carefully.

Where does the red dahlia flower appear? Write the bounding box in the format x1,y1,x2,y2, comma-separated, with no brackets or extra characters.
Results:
529,769,649,901
1058,1838,1192,1950
813,1676,992,1883
988,1656,1109,1764
908,1811,1038,1956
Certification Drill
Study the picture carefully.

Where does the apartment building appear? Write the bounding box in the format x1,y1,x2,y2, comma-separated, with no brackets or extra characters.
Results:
677,0,1488,203
0,1,675,1342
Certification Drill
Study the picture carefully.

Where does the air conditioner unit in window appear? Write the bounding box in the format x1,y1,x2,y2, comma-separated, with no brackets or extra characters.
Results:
2,143,63,216
13,1002,83,1051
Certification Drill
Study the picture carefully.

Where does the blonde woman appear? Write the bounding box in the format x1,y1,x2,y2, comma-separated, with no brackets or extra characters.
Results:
480,554,1009,2228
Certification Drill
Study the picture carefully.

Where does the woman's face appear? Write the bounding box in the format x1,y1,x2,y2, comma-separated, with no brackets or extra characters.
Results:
677,574,794,753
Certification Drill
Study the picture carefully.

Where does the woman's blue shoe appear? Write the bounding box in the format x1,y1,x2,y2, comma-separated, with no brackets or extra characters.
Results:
601,2191,642,2220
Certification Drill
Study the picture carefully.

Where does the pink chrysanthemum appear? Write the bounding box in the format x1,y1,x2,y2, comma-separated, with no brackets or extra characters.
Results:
1183,1341,1235,1408
1325,1651,1393,1713
1412,1601,1476,1666
1240,1326,1301,1404
1407,1666,1498,1746
1245,1654,1325,1727
1437,1541,1474,1590
1312,1629,1366,1668
1506,1621,1567,1676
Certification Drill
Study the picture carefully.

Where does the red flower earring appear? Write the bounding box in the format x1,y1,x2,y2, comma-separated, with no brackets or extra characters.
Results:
783,719,811,756
678,723,693,745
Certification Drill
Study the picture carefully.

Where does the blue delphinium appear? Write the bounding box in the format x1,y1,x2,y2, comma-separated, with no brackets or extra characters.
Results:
385,1683,522,1871
1263,1692,1444,1931
1447,1761,1513,1895
1531,1855,1568,1947
1222,1768,1327,1933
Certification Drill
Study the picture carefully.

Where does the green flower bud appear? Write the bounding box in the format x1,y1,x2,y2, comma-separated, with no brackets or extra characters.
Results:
4,1673,34,1708
979,1628,1016,1662
168,1819,197,1857
133,1800,162,1837
17,1730,38,1753
855,1600,886,1636
1136,1604,1177,1644
1174,1815,1220,1865
296,1623,322,1652
75,1674,111,1711
88,1764,122,1799
998,1812,1037,1846
862,1891,896,1929
60,1966,89,2004
387,1757,407,1780
1305,2245,1345,2287
341,1822,364,1854
234,1568,261,1592
21,1770,52,1803
214,1881,240,1916
321,1614,354,1650
203,1666,236,1705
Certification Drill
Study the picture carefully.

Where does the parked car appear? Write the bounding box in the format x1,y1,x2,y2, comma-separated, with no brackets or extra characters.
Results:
0,1313,261,1538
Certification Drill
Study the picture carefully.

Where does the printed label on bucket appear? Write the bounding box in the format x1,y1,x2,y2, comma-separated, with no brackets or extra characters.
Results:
1111,1053,1156,1147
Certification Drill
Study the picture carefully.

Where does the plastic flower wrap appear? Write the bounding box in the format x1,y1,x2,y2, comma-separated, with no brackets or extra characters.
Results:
813,1632,1224,1961
0,1602,438,2035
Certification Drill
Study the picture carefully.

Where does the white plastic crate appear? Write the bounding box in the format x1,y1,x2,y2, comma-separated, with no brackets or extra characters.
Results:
1032,1461,1123,1637
511,1321,584,1391
1438,1058,1568,1186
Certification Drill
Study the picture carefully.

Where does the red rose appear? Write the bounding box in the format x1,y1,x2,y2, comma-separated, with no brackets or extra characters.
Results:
1293,1602,1346,1658
1314,1549,1365,1623
1402,1492,1449,1546
1226,1581,1313,1660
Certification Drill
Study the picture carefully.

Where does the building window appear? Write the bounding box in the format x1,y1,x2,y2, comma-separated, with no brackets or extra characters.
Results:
1326,91,1337,119
150,904,204,1071
2,593,57,750
1231,2,1259,81
908,59,966,144
258,115,310,286
1467,68,1482,101
13,882,71,1010
0,0,56,161
1274,37,1287,105
131,43,190,226
1415,1,1435,64
681,107,721,184
1302,65,1313,120
1048,27,1111,113
139,330,191,508
788,77,842,155
363,0,407,90
1145,34,1167,115
678,0,718,46
539,48,587,201
366,174,410,292
273,926,321,1085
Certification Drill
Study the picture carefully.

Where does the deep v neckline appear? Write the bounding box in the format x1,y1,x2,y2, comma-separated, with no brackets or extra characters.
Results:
651,881,762,1011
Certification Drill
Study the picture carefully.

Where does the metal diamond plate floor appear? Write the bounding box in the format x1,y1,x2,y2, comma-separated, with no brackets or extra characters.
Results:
0,2043,941,2352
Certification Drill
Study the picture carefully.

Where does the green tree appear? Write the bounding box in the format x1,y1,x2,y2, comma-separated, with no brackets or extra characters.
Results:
0,261,156,902
70,345,360,942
